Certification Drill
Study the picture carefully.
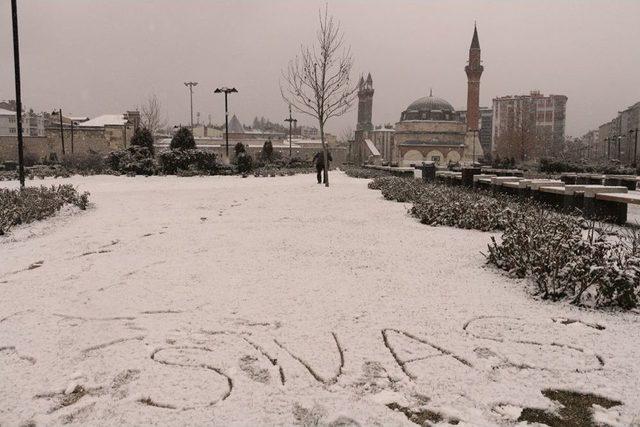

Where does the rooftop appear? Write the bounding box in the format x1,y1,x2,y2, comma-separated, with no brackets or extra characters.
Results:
78,114,127,127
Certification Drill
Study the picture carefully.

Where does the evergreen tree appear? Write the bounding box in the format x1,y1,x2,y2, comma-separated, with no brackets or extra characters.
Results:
261,139,274,161
234,142,246,156
130,127,155,155
170,127,196,150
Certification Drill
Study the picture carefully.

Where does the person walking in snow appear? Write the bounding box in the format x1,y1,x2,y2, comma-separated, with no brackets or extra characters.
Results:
312,150,332,184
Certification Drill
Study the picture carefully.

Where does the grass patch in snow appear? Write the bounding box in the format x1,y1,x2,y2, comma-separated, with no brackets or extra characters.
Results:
518,389,622,427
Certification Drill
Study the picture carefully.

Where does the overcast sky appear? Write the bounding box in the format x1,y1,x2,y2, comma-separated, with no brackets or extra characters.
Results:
2,0,639,137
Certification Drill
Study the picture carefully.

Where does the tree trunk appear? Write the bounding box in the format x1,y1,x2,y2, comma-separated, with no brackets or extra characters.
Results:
320,122,329,187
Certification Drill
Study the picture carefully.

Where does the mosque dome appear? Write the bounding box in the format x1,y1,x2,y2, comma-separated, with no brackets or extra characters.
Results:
400,91,458,122
406,95,455,113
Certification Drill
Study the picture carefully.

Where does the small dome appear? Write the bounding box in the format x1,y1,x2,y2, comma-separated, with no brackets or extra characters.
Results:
406,95,455,113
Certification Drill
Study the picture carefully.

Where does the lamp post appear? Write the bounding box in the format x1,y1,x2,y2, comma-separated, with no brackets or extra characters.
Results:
214,87,238,158
285,105,297,159
59,109,65,155
184,82,198,129
11,0,25,188
618,135,622,162
631,129,639,167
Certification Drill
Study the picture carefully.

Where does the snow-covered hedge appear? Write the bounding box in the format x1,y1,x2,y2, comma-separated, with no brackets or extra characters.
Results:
487,211,639,309
369,176,518,230
368,176,640,309
343,166,392,179
0,185,90,235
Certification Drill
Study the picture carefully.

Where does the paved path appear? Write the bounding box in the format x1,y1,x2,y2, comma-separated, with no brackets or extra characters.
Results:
1,173,639,425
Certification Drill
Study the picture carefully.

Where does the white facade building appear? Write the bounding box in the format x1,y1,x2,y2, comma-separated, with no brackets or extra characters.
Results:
0,108,45,137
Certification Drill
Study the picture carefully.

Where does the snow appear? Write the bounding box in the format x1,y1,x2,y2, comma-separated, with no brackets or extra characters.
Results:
1,172,640,425
78,114,127,127
0,108,17,116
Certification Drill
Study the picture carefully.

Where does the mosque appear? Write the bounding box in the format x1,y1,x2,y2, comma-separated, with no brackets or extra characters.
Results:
354,25,484,166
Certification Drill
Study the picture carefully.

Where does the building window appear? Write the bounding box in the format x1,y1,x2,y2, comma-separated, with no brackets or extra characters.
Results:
9,128,16,134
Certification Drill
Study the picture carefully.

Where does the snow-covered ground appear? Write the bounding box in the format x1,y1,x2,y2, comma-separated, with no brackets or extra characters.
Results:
1,173,639,426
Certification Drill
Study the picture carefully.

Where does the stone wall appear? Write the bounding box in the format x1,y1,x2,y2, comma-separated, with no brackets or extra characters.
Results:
0,136,54,164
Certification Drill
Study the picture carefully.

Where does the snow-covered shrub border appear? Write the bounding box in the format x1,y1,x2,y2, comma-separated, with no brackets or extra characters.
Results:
343,166,392,179
0,185,90,235
368,176,640,309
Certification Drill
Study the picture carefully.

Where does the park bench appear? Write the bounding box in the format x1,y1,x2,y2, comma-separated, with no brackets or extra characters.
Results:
472,174,496,190
603,175,638,191
592,192,640,224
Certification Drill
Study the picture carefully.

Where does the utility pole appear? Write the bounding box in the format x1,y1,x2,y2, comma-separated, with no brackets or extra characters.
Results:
11,0,25,188
284,104,297,159
214,87,238,158
184,82,198,129
59,109,66,156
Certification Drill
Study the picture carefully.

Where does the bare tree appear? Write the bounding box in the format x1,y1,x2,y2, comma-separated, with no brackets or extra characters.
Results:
281,5,358,186
140,94,167,138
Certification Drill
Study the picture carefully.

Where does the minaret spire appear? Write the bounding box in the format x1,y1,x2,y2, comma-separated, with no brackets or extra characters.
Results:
471,22,480,49
464,23,484,163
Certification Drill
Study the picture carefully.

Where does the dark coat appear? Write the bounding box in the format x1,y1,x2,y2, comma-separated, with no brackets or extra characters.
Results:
313,151,333,167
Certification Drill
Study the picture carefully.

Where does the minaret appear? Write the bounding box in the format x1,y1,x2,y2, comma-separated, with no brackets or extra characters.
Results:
463,24,484,162
356,73,374,132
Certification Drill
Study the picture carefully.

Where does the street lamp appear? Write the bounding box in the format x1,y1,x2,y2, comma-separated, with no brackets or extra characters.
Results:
10,0,25,188
284,105,297,159
184,82,198,129
631,128,639,167
214,87,238,158
618,135,622,162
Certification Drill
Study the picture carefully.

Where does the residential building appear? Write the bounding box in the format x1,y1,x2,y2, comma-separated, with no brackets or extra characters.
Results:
492,91,568,161
0,108,45,137
597,102,640,165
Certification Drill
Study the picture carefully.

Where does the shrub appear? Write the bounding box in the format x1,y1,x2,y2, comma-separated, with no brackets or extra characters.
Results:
61,152,105,174
0,185,90,235
130,127,155,155
234,142,246,156
261,139,274,162
158,149,217,175
343,166,392,179
538,158,636,175
487,211,640,309
367,176,640,310
236,152,253,173
170,127,196,150
105,146,157,176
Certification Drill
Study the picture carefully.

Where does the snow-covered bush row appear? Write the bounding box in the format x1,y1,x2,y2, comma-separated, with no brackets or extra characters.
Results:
0,185,89,235
369,176,518,230
158,149,218,175
487,211,639,309
343,166,392,179
368,176,640,309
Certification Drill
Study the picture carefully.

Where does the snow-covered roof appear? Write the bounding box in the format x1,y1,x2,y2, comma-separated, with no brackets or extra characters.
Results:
0,108,16,116
78,114,126,127
365,139,381,156
227,115,244,133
